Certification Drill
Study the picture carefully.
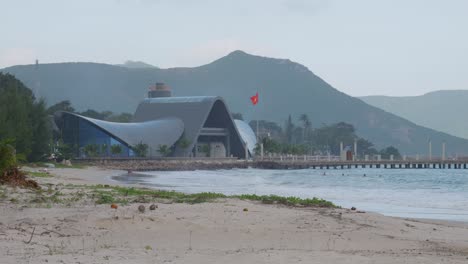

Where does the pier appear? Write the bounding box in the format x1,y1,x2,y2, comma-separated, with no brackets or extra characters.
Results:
253,158,468,170
75,156,468,171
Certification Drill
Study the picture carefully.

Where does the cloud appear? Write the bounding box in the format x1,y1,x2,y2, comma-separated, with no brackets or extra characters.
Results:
0,48,37,68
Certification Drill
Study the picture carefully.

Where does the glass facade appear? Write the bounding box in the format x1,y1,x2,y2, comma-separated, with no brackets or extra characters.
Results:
60,114,132,157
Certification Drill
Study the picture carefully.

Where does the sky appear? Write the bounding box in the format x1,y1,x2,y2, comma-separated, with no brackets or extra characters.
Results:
0,0,467,96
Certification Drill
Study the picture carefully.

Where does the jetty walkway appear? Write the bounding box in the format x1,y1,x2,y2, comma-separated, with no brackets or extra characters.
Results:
75,157,468,171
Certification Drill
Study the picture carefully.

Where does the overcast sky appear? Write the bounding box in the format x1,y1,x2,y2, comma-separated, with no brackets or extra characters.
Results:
1,0,466,96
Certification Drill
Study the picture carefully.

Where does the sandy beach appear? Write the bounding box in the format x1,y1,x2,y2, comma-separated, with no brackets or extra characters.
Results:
1,166,468,263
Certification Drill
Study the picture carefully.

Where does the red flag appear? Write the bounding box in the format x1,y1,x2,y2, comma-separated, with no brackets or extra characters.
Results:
250,92,259,105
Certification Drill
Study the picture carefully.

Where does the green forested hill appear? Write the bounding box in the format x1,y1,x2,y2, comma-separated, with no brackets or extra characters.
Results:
2,50,468,155
361,91,468,140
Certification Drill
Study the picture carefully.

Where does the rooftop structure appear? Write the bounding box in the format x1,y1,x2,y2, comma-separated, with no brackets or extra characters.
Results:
54,86,256,158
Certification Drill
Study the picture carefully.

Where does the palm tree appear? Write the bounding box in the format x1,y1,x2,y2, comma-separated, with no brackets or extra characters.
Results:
110,144,122,157
299,114,311,142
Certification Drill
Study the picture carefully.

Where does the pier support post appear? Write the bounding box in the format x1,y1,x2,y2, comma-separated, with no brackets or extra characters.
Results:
442,142,446,161
429,140,432,161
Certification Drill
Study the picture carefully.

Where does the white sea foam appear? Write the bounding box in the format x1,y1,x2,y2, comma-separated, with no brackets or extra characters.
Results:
114,168,468,221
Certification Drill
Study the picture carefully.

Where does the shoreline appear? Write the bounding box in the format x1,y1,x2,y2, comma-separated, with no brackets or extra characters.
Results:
1,166,468,263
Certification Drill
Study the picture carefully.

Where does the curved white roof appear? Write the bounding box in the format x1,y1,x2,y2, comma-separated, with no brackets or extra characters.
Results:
60,112,184,156
234,119,257,155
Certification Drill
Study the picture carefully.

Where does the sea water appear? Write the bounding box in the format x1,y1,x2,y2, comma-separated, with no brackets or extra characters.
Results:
113,168,468,221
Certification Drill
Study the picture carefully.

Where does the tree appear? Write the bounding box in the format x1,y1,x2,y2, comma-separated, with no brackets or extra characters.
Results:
28,99,51,161
284,114,294,144
356,138,379,156
299,114,311,142
177,137,192,157
312,122,357,155
157,144,171,157
0,139,17,175
231,112,244,120
380,146,401,160
106,113,133,123
201,144,210,157
79,109,105,120
46,100,75,115
84,144,100,157
110,145,122,156
133,142,149,157
249,120,283,141
0,73,51,161
56,141,76,160
101,143,108,156
79,109,133,122
255,137,282,154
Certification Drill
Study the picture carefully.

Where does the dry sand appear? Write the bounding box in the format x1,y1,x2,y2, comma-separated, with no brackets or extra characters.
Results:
1,166,468,263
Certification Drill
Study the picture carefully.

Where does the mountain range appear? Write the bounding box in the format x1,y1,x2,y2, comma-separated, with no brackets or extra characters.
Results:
2,50,467,155
361,91,468,140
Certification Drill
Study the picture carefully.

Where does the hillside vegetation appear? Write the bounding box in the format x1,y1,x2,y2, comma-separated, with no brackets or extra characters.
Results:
361,91,468,140
3,51,468,155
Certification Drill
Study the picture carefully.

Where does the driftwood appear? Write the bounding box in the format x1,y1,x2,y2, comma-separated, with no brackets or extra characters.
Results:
24,227,35,244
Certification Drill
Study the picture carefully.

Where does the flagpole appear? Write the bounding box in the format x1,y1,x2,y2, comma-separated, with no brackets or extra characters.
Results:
256,91,259,141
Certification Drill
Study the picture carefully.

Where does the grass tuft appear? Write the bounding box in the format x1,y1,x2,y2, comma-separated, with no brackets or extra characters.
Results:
87,185,336,208
235,194,337,208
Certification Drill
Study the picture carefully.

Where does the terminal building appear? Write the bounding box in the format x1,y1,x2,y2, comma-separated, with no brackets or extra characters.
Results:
54,83,256,158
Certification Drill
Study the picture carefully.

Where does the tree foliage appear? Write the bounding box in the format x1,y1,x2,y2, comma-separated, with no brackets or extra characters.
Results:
83,144,100,157
253,113,400,157
56,141,76,160
0,73,51,161
0,139,17,174
79,109,132,122
231,112,244,120
157,144,171,157
110,144,123,156
46,100,75,115
177,137,192,157
134,142,149,157
380,146,401,159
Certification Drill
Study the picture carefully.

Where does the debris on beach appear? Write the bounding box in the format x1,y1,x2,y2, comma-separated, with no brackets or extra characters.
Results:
351,207,356,211
149,204,158,210
38,168,50,174
243,208,248,212
0,167,38,189
138,205,146,213
111,204,118,209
